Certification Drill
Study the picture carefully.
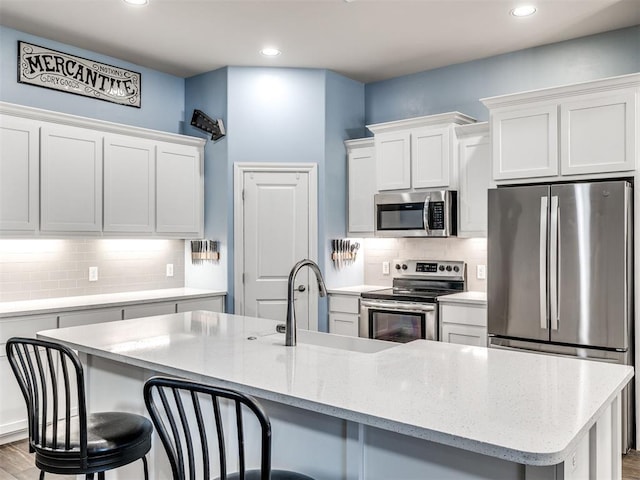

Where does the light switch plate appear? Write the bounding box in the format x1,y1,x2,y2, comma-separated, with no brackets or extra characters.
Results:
166,264,174,277
382,261,390,275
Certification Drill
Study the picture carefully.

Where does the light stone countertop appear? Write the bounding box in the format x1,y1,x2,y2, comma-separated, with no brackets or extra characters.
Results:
38,311,633,467
437,291,487,305
326,285,388,295
0,288,226,318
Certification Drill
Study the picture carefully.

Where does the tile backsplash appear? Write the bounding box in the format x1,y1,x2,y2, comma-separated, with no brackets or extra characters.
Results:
363,237,488,292
0,239,185,302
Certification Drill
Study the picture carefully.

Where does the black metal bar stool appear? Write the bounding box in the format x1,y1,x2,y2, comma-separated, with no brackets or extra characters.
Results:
6,337,152,479
144,376,315,480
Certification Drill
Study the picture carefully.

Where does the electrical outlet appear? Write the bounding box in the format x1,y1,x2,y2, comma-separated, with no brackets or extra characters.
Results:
382,261,390,275
166,263,174,277
477,264,486,280
89,266,98,282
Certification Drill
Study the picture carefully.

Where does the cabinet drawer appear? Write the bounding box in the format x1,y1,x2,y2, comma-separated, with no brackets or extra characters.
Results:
177,297,225,313
0,315,58,356
329,313,359,337
329,295,360,314
439,304,486,327
123,302,176,320
59,308,122,328
441,323,487,347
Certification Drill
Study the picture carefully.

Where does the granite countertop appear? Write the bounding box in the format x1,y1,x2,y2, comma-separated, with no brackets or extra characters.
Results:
437,291,487,305
326,285,388,295
0,288,226,318
38,311,632,466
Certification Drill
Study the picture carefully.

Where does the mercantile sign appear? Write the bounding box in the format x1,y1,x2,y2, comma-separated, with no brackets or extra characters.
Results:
18,41,141,108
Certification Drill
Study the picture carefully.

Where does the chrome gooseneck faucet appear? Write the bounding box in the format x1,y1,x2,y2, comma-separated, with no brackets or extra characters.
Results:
285,259,327,346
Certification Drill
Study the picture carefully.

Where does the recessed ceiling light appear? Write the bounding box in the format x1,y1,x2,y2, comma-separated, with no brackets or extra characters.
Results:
510,5,537,17
123,0,149,5
260,48,281,57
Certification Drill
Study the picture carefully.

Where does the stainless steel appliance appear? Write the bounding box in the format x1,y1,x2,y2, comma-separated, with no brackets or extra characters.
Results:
374,191,457,237
487,180,634,449
360,259,466,343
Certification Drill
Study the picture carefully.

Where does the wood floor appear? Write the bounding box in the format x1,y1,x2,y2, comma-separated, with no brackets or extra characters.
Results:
1,439,640,479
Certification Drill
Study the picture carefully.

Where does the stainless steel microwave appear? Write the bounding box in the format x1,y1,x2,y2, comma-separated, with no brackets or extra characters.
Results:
374,191,457,237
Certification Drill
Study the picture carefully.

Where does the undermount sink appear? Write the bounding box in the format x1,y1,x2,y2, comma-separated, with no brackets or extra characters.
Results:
296,329,396,354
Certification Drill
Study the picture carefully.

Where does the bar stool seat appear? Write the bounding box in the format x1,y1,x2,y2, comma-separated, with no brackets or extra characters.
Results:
36,412,152,473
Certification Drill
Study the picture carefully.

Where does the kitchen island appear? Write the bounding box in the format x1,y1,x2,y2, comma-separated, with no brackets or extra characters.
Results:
37,310,632,479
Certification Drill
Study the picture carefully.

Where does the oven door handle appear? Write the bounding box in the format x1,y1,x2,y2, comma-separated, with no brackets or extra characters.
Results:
361,300,435,313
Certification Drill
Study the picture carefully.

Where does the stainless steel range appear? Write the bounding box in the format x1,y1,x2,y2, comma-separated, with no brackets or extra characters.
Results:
360,259,466,343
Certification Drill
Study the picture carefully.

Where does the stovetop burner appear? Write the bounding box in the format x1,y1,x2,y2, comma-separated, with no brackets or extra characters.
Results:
361,259,466,303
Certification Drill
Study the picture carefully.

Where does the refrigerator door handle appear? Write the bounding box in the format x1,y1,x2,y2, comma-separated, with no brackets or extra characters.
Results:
539,196,548,330
549,196,559,331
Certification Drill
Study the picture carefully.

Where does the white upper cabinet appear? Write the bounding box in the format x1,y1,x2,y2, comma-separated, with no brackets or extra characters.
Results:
0,101,205,238
374,131,410,190
345,138,376,235
368,112,476,192
103,134,155,233
482,73,639,183
156,142,202,236
411,126,451,189
40,123,103,233
0,115,39,232
560,91,636,176
456,123,491,238
490,104,558,180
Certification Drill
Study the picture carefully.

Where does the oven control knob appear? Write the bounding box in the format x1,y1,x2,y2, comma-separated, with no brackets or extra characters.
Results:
453,266,460,272
445,265,452,272
438,265,445,271
401,264,408,270
395,263,401,270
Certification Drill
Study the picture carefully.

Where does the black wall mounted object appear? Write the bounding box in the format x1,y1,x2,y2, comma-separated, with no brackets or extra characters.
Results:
191,109,226,141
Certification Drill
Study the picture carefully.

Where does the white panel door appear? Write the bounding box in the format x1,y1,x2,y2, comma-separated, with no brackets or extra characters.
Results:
103,134,155,233
375,131,410,191
560,91,637,175
411,126,451,189
347,144,376,234
243,171,312,326
491,105,558,181
0,115,39,232
156,142,201,236
40,124,103,232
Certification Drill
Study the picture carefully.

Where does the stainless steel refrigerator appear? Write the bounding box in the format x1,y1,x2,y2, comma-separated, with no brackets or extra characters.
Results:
487,180,634,450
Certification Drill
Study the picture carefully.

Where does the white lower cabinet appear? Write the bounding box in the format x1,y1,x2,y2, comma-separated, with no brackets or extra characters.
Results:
123,301,176,320
58,307,123,328
439,302,487,347
0,314,57,443
177,296,225,313
328,294,360,337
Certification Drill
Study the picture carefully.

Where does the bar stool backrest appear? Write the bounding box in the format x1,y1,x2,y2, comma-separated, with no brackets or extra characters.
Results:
144,376,272,480
6,337,89,467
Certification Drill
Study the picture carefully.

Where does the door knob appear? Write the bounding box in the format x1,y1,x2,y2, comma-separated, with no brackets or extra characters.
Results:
297,285,306,292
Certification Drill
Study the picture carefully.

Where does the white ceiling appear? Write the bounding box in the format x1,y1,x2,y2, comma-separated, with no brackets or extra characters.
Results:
1,0,639,83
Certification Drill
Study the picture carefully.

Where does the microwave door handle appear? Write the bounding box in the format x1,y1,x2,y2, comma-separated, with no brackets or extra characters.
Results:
539,196,548,330
423,198,430,232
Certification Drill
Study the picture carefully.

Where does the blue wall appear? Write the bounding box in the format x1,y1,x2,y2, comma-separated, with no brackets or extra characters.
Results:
0,26,185,133
185,66,365,329
365,26,640,124
184,68,229,295
323,70,366,289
